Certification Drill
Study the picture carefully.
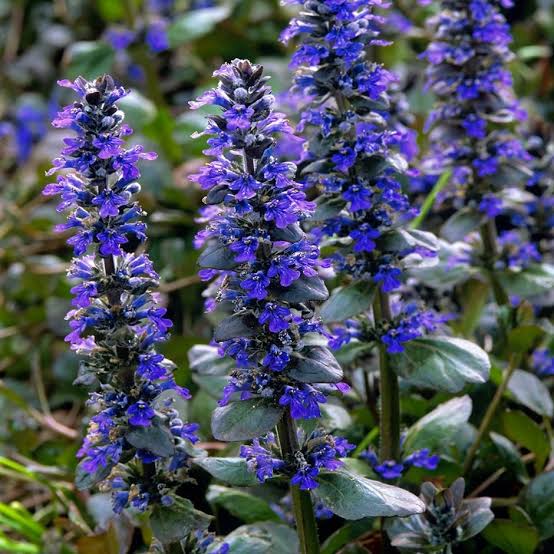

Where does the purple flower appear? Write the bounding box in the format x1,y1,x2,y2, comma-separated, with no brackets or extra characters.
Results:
259,303,291,333
279,386,326,419
126,401,155,427
374,265,402,292
240,272,271,300
146,20,169,53
291,465,320,490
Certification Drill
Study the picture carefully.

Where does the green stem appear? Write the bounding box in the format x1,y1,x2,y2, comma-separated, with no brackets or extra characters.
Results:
373,289,400,461
277,412,320,554
479,219,509,306
409,170,452,230
462,353,520,475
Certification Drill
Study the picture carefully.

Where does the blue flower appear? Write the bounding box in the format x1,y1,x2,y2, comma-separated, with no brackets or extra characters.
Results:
279,386,326,419
259,303,291,333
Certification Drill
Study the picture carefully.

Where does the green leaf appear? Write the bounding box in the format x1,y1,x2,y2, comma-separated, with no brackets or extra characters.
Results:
211,399,284,441
188,344,233,376
150,497,212,545
489,432,528,483
320,281,376,323
317,470,425,520
207,485,279,523
118,91,156,130
395,336,490,392
410,240,475,289
507,325,545,354
500,411,549,472
168,6,231,46
403,395,472,453
223,522,299,554
214,312,259,342
320,403,353,430
482,519,539,554
441,207,484,242
126,420,175,457
499,264,554,298
320,519,373,554
379,228,438,254
65,41,114,80
194,457,258,486
524,471,554,540
507,370,553,417
277,275,329,303
288,346,343,383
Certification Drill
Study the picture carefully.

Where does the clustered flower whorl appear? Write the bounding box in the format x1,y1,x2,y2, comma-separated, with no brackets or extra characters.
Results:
192,59,348,420
44,76,199,513
282,0,443,353
421,0,531,214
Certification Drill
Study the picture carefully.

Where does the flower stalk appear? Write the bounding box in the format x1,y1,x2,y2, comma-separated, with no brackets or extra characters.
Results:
277,413,320,554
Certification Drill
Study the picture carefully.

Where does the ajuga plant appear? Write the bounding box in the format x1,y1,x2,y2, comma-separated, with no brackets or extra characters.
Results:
43,75,217,551
421,0,531,306
386,478,494,553
192,59,426,553
421,0,554,478
281,0,490,478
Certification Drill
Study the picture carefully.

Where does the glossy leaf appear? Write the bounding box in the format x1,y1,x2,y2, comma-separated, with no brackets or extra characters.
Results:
500,411,549,472
168,6,231,46
212,399,284,441
499,263,554,297
403,395,472,453
214,312,259,342
320,281,376,323
222,522,299,554
507,369,553,417
395,336,490,392
288,345,343,383
482,519,539,554
194,456,258,486
206,485,279,523
277,275,329,303
150,497,212,545
126,420,175,457
490,432,528,483
317,470,425,520
524,471,554,540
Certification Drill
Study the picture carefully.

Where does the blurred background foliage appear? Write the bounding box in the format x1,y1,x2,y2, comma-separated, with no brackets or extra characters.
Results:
0,0,553,552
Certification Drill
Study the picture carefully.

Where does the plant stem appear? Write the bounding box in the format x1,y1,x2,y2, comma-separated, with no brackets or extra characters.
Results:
277,412,320,554
373,289,400,461
462,353,520,475
480,219,509,306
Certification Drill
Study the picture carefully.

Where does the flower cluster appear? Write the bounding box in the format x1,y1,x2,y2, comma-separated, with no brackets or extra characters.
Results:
361,447,440,480
43,75,199,513
328,301,448,354
283,0,440,354
192,59,346,420
421,0,530,213
240,430,354,490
